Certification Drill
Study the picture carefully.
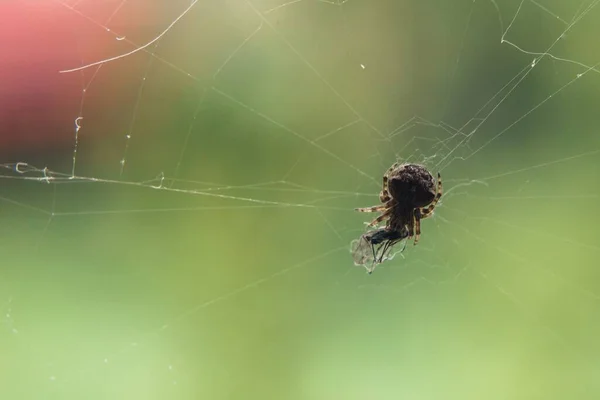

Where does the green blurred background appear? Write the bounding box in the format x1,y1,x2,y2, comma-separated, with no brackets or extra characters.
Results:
1,0,599,398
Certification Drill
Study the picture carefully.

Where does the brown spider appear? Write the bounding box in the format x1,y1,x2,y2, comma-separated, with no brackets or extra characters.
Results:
355,163,442,245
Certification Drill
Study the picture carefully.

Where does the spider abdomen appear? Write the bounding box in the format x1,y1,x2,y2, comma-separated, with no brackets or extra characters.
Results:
388,164,436,208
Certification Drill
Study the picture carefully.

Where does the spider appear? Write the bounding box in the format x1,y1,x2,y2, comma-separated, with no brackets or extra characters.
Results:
355,163,442,245
351,225,409,274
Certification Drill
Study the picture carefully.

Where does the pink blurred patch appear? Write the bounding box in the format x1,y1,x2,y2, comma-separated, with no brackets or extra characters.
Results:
0,2,82,154
0,1,161,156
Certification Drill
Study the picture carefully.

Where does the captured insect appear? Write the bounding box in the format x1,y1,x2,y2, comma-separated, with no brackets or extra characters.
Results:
352,163,443,273
351,226,409,274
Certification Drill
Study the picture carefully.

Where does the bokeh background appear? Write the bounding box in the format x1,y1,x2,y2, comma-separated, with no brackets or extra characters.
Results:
1,0,599,398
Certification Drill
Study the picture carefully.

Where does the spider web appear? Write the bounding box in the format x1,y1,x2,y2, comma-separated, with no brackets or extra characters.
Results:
1,0,600,398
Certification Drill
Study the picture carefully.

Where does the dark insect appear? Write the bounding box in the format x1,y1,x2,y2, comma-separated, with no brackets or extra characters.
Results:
351,226,409,274
356,162,443,245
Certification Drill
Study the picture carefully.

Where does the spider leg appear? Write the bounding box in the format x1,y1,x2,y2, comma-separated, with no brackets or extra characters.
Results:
379,187,391,203
379,162,398,203
420,207,435,220
407,220,415,243
420,172,443,216
413,211,421,245
366,209,392,227
355,204,387,213
380,172,390,203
